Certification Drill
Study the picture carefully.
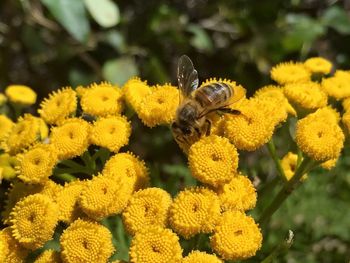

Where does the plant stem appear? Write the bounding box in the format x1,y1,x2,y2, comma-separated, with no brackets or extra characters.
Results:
267,139,287,182
258,157,316,227
53,173,76,182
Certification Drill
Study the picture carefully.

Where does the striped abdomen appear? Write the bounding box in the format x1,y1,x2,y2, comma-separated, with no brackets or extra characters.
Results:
193,82,234,109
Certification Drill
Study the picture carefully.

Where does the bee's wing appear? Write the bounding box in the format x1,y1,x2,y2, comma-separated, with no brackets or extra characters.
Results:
177,55,199,100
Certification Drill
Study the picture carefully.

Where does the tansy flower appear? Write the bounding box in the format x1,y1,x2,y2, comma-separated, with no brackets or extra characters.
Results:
270,62,311,85
38,88,77,125
55,180,85,223
169,187,221,239
10,194,59,250
17,143,58,184
0,114,14,143
103,152,149,191
5,85,37,105
254,85,296,116
129,227,182,263
182,250,223,263
283,82,328,111
34,249,61,263
304,57,332,74
281,152,307,181
296,110,344,161
78,174,134,220
122,188,172,235
207,113,225,137
210,211,262,260
90,115,131,152
123,77,152,110
2,181,42,224
60,219,115,263
321,158,337,170
311,106,340,124
50,118,90,160
188,135,238,187
217,174,257,212
224,99,275,151
80,82,123,117
2,114,48,154
0,153,19,180
251,96,288,126
0,93,7,105
137,84,179,127
200,78,246,103
0,227,29,262
342,110,350,134
321,70,350,100
39,180,63,201
75,86,87,97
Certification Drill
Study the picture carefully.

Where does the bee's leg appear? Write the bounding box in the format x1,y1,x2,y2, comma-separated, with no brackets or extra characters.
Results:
205,119,211,136
218,108,241,115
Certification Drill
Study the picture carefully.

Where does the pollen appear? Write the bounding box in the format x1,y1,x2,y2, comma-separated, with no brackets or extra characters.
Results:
80,82,123,117
90,115,131,153
168,187,221,239
210,211,263,260
129,226,182,263
188,135,238,187
60,219,115,263
122,188,172,235
38,87,77,125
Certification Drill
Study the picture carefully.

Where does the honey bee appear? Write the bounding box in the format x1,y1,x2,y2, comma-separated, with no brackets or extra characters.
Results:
172,55,243,146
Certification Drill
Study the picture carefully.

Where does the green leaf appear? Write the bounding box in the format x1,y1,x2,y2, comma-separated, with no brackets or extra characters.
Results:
84,0,120,28
41,0,90,42
102,57,139,86
321,6,350,34
187,24,213,53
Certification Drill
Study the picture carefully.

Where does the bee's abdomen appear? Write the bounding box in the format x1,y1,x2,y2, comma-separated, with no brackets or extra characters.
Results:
194,82,233,107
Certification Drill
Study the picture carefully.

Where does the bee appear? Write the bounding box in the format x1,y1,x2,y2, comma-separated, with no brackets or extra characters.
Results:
172,55,243,146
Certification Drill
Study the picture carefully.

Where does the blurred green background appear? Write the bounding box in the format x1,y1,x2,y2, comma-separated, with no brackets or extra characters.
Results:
1,0,350,262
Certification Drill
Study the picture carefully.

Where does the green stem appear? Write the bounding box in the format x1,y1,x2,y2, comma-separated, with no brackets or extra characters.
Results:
267,139,287,182
258,157,316,227
53,173,76,182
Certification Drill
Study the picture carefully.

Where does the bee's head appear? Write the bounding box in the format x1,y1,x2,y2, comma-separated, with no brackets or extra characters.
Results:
171,121,192,136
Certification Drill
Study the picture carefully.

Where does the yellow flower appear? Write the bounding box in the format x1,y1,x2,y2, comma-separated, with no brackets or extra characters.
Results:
283,82,328,110
251,96,288,126
0,114,14,143
129,227,182,263
5,85,37,105
224,99,275,151
80,82,123,117
78,174,134,220
0,153,19,180
123,77,152,110
200,78,247,103
39,180,63,201
34,249,61,263
17,144,58,184
342,97,350,111
2,114,48,154
312,106,340,124
254,85,296,116
321,70,350,100
38,88,77,125
169,187,221,239
320,158,337,170
10,193,59,250
50,118,90,160
270,62,311,85
137,84,179,127
304,57,332,74
122,188,172,235
55,180,85,223
2,181,42,224
210,211,262,260
342,110,350,134
90,115,131,152
296,110,344,161
0,93,7,105
188,135,238,187
75,86,87,97
182,250,223,263
60,219,115,263
0,227,29,263
281,152,307,181
217,174,257,212
103,152,149,191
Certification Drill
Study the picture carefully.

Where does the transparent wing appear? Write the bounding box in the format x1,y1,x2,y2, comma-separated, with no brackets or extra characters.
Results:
177,55,199,99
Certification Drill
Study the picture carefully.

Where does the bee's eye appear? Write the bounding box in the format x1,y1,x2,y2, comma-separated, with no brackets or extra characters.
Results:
182,127,191,135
